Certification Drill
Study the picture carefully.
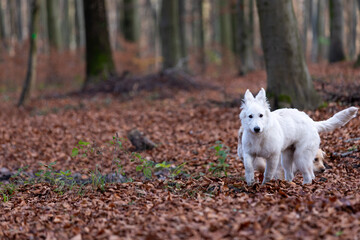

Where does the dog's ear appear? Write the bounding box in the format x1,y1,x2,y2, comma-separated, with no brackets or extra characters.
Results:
320,150,326,159
255,88,270,108
255,88,266,101
244,89,254,103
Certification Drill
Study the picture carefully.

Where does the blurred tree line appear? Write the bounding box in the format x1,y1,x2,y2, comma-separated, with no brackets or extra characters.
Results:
0,0,359,108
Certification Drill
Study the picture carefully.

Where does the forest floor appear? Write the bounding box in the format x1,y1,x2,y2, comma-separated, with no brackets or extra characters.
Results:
0,62,359,239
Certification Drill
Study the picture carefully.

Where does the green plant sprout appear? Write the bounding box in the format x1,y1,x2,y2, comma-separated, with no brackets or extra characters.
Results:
209,141,230,177
132,153,154,179
155,161,187,178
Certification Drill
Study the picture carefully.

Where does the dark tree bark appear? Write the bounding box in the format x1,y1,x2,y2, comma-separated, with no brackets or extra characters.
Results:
62,0,76,50
0,1,6,41
159,0,181,70
218,0,233,53
83,0,115,89
121,0,138,42
18,0,40,107
354,0,360,67
75,0,85,47
178,0,187,70
349,0,357,60
329,0,345,63
302,0,309,55
192,0,205,73
46,0,62,50
16,0,23,43
236,0,255,75
256,0,321,110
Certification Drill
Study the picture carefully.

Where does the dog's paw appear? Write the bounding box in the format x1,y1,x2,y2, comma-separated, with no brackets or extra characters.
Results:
246,179,255,186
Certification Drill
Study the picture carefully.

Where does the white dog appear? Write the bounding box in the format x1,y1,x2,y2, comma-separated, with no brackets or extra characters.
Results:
240,88,358,185
237,126,326,180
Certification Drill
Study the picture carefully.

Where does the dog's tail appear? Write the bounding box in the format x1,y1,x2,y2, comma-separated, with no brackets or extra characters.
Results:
315,107,358,133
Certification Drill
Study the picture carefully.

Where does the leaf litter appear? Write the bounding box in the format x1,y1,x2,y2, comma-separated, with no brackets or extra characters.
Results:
0,62,359,239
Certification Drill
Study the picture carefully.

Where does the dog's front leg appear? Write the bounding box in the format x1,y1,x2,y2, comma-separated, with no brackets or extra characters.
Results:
243,153,255,185
262,154,280,184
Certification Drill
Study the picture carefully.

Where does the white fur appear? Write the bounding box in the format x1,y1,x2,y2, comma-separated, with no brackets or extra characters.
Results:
239,88,358,185
237,127,326,179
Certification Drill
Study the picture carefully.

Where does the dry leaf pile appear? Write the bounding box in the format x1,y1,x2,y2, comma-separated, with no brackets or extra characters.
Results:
0,63,359,239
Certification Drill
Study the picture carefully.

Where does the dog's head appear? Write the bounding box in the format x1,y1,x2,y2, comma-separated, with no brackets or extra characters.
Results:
313,149,326,173
239,88,270,134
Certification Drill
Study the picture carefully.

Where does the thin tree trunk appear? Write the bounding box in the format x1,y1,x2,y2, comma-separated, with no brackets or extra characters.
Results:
310,0,318,62
218,0,233,54
69,0,77,50
121,0,138,42
159,0,181,70
178,0,187,69
46,0,62,50
7,0,16,41
198,0,205,73
39,0,49,53
192,0,205,73
317,0,326,61
349,0,357,60
256,0,321,110
61,0,76,50
16,0,23,43
210,0,220,45
329,0,345,63
75,0,85,48
144,0,159,70
18,0,40,107
237,0,255,75
0,1,6,43
83,0,115,89
247,0,255,70
354,0,360,67
0,1,11,52
302,0,309,56
63,0,70,49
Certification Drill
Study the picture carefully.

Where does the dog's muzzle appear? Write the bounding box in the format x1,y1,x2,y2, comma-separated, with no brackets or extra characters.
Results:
254,127,260,133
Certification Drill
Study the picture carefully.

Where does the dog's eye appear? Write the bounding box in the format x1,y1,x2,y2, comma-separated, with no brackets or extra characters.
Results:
314,158,318,162
259,114,263,118
249,115,253,118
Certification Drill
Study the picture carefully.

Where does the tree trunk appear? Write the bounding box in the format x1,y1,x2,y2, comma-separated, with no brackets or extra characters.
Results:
310,0,318,62
62,0,76,50
317,0,327,61
210,0,220,45
192,0,205,73
159,0,181,70
218,0,233,54
83,0,115,89
236,0,255,75
18,0,40,107
75,0,85,47
329,0,345,63
256,0,321,110
178,0,187,69
46,0,62,50
348,0,357,60
16,0,23,43
354,0,360,67
121,0,138,43
302,0,309,56
0,1,6,42
144,0,159,70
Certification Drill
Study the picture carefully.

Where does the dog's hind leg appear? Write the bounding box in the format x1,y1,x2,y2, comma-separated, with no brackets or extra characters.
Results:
282,149,295,182
294,147,317,184
262,154,281,184
243,153,255,185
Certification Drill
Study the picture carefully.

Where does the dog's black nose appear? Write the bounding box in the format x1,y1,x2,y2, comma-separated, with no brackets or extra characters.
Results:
320,168,325,173
254,127,260,133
